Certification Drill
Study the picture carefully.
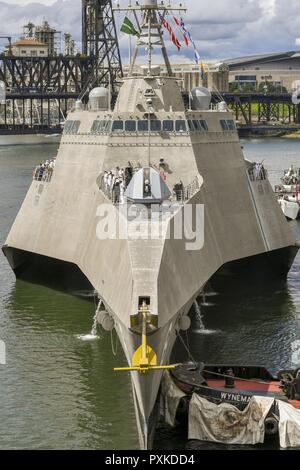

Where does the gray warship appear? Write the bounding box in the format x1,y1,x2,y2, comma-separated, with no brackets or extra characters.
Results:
2,0,299,449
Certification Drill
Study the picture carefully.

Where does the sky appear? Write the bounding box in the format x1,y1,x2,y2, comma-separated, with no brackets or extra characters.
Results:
0,0,299,63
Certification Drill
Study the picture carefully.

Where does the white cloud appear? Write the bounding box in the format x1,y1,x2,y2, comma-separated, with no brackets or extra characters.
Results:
7,0,55,4
0,0,81,48
260,0,276,19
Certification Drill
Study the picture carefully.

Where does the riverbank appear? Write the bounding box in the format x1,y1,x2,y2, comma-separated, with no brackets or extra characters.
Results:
0,134,61,146
282,130,300,139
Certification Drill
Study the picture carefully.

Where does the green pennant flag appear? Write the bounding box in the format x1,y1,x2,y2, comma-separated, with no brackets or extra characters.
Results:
121,16,139,36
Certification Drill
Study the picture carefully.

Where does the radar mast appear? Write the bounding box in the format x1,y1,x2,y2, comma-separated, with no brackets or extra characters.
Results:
113,0,186,76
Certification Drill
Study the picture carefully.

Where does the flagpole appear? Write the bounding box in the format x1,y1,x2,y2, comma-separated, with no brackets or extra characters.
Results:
148,109,151,168
109,71,111,112
189,71,191,110
129,2,132,69
147,10,152,75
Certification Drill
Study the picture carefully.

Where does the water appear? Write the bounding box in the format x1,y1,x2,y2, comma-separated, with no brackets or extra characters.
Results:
76,300,102,342
0,138,137,450
193,299,218,335
1,136,300,449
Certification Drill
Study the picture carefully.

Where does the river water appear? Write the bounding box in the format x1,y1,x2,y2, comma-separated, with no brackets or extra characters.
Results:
0,137,300,450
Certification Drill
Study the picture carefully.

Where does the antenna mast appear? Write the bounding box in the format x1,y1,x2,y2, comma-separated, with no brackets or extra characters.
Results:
113,0,186,77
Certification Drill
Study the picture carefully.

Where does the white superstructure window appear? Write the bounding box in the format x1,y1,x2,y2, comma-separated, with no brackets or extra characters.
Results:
176,120,187,132
125,120,136,132
137,120,149,132
64,120,80,134
163,120,174,132
112,121,124,133
187,119,208,132
150,120,162,132
220,119,236,131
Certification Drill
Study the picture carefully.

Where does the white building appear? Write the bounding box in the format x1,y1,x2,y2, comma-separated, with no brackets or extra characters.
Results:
224,51,300,92
123,63,229,92
6,39,48,57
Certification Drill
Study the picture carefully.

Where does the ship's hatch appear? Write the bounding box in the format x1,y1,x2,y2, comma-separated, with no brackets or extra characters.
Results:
125,167,171,204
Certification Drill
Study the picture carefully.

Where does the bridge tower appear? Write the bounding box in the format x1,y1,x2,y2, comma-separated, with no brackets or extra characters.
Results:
82,0,122,93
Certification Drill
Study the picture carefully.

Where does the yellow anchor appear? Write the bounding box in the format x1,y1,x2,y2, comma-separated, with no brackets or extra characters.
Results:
113,305,178,374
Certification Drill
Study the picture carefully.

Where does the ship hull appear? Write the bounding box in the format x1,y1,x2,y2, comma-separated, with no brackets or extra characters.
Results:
3,244,298,294
2,246,93,295
211,244,299,290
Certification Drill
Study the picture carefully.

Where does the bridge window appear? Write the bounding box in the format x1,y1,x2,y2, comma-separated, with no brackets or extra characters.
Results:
163,120,174,132
112,120,124,133
220,120,227,131
187,120,208,132
64,120,80,134
72,121,80,133
227,120,236,130
220,119,236,131
199,120,208,131
91,120,112,133
91,120,100,133
125,120,136,132
104,120,112,132
98,120,107,132
193,120,201,131
187,120,195,132
138,120,149,132
150,120,162,132
64,121,73,134
176,120,187,132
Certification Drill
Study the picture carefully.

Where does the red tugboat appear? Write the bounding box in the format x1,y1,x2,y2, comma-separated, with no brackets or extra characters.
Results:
170,363,300,438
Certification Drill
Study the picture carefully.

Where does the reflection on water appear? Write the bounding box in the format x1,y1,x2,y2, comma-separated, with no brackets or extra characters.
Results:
0,138,300,449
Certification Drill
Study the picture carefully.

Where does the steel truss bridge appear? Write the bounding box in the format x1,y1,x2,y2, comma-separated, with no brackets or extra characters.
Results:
0,0,122,134
219,92,300,125
211,92,300,136
2,83,300,135
0,56,90,133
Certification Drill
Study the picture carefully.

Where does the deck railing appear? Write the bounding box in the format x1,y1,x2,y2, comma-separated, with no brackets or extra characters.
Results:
33,165,55,183
248,165,268,182
98,172,201,205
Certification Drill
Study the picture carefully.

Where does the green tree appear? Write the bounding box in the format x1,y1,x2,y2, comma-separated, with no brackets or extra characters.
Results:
258,81,287,93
